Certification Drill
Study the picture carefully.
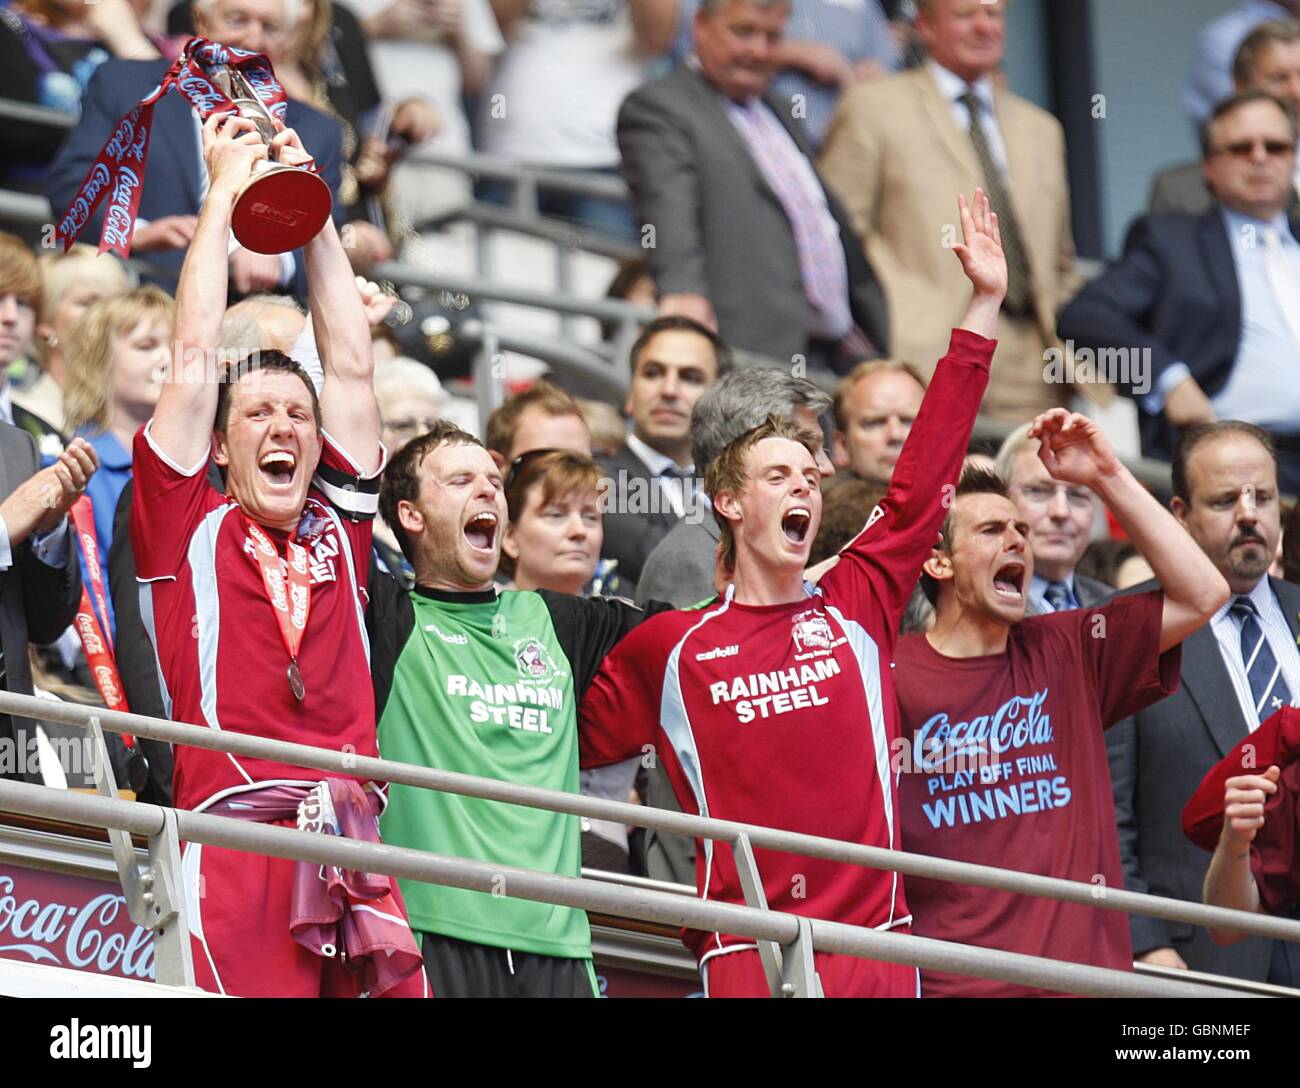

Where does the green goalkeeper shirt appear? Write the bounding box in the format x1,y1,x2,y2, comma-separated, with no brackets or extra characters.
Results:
368,580,660,959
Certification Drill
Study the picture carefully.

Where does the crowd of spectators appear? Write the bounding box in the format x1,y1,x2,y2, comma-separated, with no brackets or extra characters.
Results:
0,0,1299,998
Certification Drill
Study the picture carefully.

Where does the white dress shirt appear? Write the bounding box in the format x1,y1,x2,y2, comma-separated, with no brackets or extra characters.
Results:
928,60,1010,175
625,432,693,519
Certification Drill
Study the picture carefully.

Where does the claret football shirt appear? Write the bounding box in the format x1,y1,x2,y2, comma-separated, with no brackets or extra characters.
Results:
893,589,1181,997
130,421,385,812
579,330,993,968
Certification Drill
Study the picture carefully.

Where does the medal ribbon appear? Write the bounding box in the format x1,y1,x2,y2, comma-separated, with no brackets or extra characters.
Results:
54,36,309,258
245,519,313,679
69,497,137,745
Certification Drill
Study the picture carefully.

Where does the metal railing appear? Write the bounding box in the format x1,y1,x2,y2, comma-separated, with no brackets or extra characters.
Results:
0,691,1295,999
404,146,631,207
0,97,74,129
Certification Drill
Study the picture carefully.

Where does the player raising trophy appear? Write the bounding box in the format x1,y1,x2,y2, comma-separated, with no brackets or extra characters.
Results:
128,110,426,998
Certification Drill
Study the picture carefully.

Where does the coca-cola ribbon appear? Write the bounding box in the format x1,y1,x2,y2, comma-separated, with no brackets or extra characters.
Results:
244,519,313,690
69,497,135,738
55,36,303,258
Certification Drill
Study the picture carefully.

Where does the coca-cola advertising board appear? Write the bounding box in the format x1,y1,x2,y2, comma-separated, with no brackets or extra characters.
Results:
0,864,155,982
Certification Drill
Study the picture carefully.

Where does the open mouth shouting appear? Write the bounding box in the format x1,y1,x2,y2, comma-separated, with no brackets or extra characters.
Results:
258,449,298,489
464,510,499,553
781,506,812,547
993,560,1027,601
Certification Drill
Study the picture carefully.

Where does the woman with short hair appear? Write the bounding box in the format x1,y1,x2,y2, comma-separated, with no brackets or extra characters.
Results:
500,448,608,598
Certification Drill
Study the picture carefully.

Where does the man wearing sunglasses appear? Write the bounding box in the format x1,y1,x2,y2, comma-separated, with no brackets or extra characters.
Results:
1060,89,1300,493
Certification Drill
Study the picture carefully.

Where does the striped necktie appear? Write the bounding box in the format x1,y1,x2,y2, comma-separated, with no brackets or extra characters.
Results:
1230,596,1294,720
959,90,1031,313
1043,581,1073,613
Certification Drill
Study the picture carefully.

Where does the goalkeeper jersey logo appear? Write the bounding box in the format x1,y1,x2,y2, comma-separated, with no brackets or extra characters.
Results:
515,638,558,681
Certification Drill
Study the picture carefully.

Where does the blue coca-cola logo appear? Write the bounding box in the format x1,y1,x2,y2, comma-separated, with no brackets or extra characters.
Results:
912,689,1054,773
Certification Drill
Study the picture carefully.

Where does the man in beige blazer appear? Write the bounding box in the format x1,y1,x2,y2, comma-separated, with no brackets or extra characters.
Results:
820,0,1084,420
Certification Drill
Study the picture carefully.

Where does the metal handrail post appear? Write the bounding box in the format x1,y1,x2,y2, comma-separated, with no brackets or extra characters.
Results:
554,236,580,343
730,831,790,997
83,714,193,987
470,320,504,426
781,917,824,998
146,808,195,987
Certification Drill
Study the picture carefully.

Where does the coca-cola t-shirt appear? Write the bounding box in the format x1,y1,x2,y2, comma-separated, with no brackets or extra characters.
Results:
893,589,1180,996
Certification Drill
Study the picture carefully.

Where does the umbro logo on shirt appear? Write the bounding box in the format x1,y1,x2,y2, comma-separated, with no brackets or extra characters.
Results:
695,644,739,662
425,623,469,645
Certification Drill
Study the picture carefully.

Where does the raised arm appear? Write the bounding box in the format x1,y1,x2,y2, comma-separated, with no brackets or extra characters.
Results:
150,113,266,469
275,129,382,472
1204,766,1279,943
1030,409,1229,652
819,191,1001,619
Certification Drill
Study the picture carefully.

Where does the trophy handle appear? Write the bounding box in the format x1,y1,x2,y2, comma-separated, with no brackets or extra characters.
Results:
211,66,279,145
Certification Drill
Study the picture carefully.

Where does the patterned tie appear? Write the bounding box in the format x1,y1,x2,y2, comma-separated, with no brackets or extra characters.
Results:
726,99,853,339
1231,596,1294,720
1043,582,1073,613
959,90,1031,313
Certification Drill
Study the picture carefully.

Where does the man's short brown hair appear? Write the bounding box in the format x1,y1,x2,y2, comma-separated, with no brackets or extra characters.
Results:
0,232,42,310
919,465,1011,606
810,478,887,566
1233,18,1300,88
706,414,822,573
484,380,585,459
379,420,486,562
213,350,321,435
831,358,928,433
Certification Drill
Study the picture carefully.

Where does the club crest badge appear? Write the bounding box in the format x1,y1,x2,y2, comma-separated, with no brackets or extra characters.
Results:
514,638,557,682
791,609,834,654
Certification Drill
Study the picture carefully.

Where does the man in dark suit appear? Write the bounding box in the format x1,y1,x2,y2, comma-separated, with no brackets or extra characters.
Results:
617,0,889,373
46,0,343,298
1059,91,1300,492
1150,18,1300,218
994,422,1111,615
599,316,728,587
0,427,97,783
1109,422,1300,984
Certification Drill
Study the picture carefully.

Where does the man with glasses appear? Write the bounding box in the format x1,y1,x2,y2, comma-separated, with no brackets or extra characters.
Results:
1155,19,1300,217
994,422,1110,615
47,0,344,298
1060,90,1300,492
